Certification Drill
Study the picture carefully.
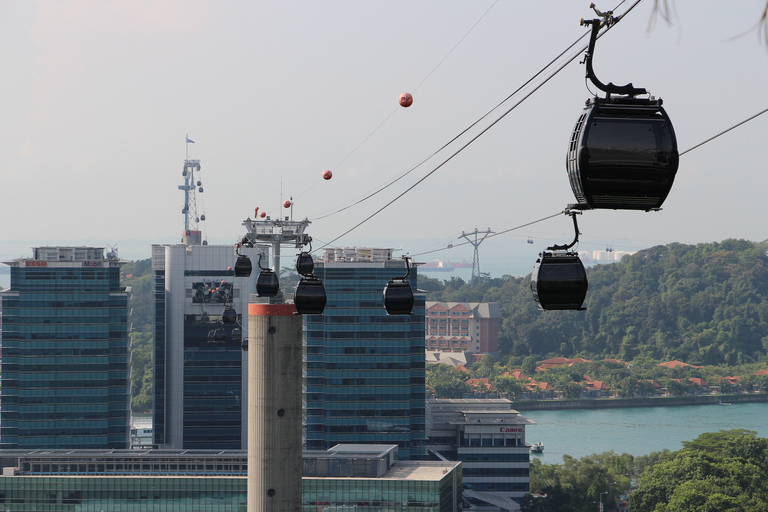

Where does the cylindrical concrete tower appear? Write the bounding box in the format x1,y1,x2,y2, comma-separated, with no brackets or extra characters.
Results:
247,303,303,512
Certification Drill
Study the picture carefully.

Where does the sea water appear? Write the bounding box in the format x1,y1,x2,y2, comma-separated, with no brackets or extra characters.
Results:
522,402,768,465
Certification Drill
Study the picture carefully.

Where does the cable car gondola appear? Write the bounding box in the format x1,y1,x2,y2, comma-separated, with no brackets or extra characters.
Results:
296,251,314,277
234,254,252,278
530,211,588,311
231,328,242,343
531,252,588,310
294,276,327,315
222,305,237,324
255,253,279,297
383,257,414,315
567,5,678,211
208,327,227,343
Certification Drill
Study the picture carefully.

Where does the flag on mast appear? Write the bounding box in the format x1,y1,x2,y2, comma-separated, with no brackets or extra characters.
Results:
186,135,195,144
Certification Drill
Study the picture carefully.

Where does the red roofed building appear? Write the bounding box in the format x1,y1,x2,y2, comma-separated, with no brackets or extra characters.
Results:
467,378,494,392
659,360,704,369
583,380,610,398
536,357,592,372
754,369,768,376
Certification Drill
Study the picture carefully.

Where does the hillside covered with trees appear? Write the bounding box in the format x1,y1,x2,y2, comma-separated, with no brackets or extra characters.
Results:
425,239,768,365
523,429,768,512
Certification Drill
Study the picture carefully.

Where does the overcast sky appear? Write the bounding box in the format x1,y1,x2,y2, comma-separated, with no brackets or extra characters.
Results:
1,1,766,277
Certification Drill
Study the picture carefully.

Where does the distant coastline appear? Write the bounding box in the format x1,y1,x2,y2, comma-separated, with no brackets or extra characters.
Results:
510,392,768,411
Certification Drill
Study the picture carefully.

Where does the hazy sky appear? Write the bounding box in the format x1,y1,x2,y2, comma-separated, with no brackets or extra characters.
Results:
1,1,766,277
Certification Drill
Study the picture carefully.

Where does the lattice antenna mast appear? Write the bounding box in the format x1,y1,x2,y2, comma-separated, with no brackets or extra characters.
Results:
179,135,207,246
460,227,494,284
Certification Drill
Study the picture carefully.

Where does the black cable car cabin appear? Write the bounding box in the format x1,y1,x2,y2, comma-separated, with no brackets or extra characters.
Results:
566,97,678,211
531,252,588,311
294,277,327,315
383,279,414,315
234,254,252,278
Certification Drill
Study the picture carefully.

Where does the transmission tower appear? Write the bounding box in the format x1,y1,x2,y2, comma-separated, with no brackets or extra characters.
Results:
460,227,494,285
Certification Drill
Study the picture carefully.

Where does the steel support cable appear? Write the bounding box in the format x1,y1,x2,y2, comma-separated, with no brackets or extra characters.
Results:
294,1,501,204
410,211,565,258
316,0,643,249
406,105,768,260
679,107,768,156
310,12,596,221
316,26,611,249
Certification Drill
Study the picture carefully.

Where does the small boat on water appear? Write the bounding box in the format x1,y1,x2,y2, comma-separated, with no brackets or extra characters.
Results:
530,442,544,453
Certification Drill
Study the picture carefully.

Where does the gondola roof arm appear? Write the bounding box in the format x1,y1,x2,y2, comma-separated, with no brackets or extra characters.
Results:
581,4,647,98
547,210,582,252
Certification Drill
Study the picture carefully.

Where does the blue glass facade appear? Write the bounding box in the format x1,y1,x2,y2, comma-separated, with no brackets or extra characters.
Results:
304,258,426,459
0,251,130,449
151,244,254,450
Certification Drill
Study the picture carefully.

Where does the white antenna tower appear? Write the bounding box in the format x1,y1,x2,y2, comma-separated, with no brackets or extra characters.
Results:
180,135,207,246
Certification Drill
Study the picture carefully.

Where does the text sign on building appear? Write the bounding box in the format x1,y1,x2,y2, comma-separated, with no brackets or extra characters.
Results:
82,261,104,267
500,427,523,433
25,261,48,267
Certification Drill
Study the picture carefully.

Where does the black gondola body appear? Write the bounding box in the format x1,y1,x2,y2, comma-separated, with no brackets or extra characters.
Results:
241,338,248,351
234,254,252,278
294,277,327,315
208,327,227,343
222,306,237,324
566,97,678,211
531,252,588,310
256,270,279,297
231,328,242,343
383,279,414,315
296,252,314,277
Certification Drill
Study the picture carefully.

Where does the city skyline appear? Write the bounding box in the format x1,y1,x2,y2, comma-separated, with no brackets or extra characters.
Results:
2,1,767,279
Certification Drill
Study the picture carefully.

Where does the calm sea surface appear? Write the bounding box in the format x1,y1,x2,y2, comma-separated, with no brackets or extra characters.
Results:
522,402,768,465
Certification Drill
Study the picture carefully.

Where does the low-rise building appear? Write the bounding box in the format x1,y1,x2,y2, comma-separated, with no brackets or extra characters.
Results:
425,302,500,354
0,445,462,511
426,398,534,511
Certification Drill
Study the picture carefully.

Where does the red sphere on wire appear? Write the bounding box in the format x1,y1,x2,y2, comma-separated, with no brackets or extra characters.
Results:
283,200,292,208
322,170,332,180
227,266,232,271
399,92,413,107
260,211,266,218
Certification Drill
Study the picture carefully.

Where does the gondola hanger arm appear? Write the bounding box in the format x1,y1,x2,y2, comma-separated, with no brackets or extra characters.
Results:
546,210,582,251
581,3,646,97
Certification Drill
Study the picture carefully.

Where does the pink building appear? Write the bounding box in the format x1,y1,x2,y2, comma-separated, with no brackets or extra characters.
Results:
425,302,500,354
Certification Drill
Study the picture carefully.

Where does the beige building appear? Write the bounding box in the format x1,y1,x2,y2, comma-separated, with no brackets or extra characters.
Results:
425,302,501,354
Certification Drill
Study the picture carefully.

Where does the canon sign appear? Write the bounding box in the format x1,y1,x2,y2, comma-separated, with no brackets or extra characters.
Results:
499,427,523,433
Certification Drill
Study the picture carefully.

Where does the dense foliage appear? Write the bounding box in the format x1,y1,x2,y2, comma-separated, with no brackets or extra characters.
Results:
426,239,768,365
524,430,768,512
629,429,768,512
123,259,153,413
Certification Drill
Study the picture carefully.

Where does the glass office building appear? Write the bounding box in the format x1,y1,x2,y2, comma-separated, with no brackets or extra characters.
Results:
304,248,427,459
0,446,461,511
151,244,262,450
0,247,130,449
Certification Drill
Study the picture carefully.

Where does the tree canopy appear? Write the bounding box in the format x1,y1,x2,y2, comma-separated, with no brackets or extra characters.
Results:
426,239,768,365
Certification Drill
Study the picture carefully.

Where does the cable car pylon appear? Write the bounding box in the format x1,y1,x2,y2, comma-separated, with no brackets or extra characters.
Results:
460,228,494,285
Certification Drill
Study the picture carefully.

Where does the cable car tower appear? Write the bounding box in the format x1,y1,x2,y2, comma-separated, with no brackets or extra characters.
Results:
460,228,494,285
179,136,207,246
